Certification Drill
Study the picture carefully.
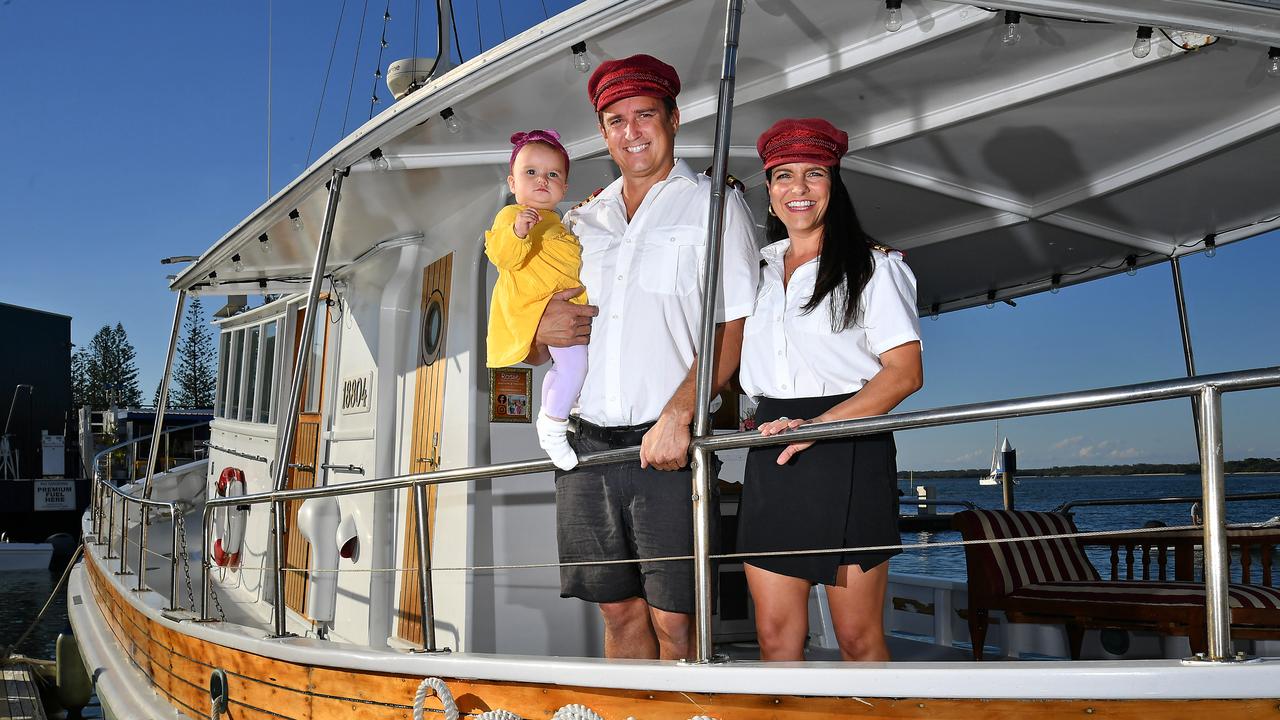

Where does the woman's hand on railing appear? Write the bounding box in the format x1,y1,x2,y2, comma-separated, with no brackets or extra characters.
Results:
757,416,814,465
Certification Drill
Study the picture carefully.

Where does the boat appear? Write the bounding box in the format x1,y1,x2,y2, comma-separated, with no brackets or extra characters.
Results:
68,1,1280,717
978,423,1007,486
0,538,52,571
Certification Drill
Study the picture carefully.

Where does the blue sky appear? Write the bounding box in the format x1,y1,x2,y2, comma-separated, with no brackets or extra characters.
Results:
1,2,1276,471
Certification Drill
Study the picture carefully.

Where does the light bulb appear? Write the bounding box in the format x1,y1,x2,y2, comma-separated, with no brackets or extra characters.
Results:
1268,48,1280,78
232,254,244,273
1125,255,1138,276
1050,274,1062,294
571,41,591,73
929,303,940,321
289,209,304,231
441,108,460,134
209,272,220,287
985,292,996,309
258,233,271,255
1204,235,1218,258
1002,11,1021,46
885,0,903,32
1132,27,1153,59
370,148,390,172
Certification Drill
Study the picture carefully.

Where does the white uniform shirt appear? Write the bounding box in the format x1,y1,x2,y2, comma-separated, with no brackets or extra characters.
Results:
563,159,759,426
740,238,921,399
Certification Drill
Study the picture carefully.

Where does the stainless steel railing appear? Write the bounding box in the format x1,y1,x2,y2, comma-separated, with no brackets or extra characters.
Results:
88,420,210,612
195,365,1280,662
1057,491,1280,516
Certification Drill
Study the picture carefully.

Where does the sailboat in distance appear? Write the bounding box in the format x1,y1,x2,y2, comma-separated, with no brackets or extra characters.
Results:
979,424,1016,486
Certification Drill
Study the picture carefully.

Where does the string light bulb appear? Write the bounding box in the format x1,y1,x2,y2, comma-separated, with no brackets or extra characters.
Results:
1050,273,1062,294
1268,47,1280,78
289,209,304,231
884,0,903,33
258,233,271,255
571,41,591,73
986,291,996,309
930,303,940,321
1132,26,1153,59
231,254,244,273
1204,234,1217,258
370,147,390,172
1002,11,1022,47
440,107,461,134
1125,255,1138,276
208,271,220,287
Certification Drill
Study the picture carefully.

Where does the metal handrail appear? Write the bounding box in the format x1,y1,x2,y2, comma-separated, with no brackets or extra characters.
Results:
204,441,270,464
1056,491,1280,514
198,365,1280,662
91,420,210,537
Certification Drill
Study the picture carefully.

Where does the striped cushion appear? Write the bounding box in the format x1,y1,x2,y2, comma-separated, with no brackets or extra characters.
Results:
1012,580,1280,610
957,509,1100,596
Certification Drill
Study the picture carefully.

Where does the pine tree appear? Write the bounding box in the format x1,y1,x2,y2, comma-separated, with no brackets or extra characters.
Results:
78,323,144,409
71,348,91,408
169,297,216,408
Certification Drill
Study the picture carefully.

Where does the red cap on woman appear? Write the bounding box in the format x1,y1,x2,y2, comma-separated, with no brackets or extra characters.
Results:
757,118,849,171
586,54,680,112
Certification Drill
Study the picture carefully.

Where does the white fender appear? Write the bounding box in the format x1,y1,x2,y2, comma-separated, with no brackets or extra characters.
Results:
298,496,342,622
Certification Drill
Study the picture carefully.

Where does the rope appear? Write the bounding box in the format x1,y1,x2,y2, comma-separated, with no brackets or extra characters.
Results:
476,712,522,720
3,544,83,663
340,0,371,138
552,705,603,720
412,677,458,720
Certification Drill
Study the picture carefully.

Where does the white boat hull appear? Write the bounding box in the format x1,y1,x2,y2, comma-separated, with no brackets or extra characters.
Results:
0,542,52,571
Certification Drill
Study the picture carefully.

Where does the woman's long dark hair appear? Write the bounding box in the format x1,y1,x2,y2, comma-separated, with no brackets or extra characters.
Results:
765,167,876,332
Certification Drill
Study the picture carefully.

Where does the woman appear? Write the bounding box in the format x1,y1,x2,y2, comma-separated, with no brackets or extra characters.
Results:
737,118,924,662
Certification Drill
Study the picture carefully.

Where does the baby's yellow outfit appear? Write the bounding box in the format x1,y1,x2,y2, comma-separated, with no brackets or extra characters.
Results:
485,205,587,368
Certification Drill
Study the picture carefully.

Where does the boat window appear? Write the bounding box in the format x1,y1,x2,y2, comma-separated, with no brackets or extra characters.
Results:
245,325,261,424
259,320,277,424
303,306,326,414
227,329,244,420
216,333,230,417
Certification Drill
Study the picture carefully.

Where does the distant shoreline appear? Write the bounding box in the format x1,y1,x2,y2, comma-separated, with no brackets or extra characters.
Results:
900,459,1280,479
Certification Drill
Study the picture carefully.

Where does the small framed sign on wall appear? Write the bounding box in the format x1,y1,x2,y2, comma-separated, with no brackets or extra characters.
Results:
489,367,533,423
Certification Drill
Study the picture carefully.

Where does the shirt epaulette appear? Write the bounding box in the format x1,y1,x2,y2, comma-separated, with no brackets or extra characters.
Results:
573,188,605,211
870,243,903,258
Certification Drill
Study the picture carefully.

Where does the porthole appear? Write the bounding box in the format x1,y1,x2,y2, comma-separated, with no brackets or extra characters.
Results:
420,290,446,366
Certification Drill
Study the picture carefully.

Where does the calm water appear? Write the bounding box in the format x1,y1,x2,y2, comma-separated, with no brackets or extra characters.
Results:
892,473,1280,580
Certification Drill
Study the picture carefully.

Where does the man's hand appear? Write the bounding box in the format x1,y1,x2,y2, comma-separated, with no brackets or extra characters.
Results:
513,207,541,239
639,412,692,471
528,288,596,365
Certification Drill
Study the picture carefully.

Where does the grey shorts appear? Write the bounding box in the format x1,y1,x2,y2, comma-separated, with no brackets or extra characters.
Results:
555,430,718,615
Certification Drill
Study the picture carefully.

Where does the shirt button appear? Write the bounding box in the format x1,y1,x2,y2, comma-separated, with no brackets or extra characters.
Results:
777,350,784,357
781,383,789,390
611,314,619,319
669,237,676,243
617,275,624,280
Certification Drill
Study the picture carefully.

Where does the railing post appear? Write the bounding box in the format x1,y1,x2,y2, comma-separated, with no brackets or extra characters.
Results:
144,290,187,500
1197,385,1232,661
270,167,345,638
136,506,149,592
688,0,745,664
116,502,133,576
106,491,118,558
412,482,439,652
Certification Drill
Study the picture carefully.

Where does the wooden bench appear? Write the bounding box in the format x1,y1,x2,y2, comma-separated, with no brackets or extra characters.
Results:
953,509,1280,660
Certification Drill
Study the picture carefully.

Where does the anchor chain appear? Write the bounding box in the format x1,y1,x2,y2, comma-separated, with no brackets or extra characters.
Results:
173,510,198,613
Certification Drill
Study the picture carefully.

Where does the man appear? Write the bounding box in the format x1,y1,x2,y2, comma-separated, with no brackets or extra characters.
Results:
526,54,759,660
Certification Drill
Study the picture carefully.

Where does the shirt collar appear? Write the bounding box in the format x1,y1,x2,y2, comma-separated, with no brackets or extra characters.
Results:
760,237,822,272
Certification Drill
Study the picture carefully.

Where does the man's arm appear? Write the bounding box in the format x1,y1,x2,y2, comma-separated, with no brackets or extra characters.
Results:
639,318,745,470
525,287,597,365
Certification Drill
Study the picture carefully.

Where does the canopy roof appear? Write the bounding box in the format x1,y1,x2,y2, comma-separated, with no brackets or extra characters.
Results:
173,0,1280,314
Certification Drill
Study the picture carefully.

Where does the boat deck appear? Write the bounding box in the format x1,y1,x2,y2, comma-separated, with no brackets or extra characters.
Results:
1,664,47,720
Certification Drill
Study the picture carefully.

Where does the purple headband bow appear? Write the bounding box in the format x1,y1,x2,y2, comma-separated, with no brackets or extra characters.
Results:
509,128,570,172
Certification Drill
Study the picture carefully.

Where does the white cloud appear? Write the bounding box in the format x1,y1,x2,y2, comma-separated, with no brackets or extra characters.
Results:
1052,435,1084,450
1109,447,1141,460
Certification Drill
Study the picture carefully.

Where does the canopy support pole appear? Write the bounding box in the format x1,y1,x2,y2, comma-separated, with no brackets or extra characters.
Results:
142,290,187,500
689,0,744,665
270,167,345,638
1170,257,1203,459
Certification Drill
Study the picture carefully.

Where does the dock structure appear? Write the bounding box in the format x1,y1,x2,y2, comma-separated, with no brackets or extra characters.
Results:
0,664,47,720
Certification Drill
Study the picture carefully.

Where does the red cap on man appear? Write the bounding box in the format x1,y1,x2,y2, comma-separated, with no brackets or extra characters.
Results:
756,118,849,171
587,53,681,112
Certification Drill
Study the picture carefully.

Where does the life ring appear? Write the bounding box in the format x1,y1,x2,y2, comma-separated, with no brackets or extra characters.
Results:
212,467,247,568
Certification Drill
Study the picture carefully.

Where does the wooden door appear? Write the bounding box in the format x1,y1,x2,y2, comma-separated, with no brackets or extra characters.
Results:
283,299,331,618
397,254,452,644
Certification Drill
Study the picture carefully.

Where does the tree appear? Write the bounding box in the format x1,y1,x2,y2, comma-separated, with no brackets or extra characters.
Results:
168,297,216,408
75,323,143,409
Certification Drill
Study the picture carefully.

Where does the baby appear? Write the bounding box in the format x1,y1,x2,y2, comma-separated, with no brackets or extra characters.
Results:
485,129,587,470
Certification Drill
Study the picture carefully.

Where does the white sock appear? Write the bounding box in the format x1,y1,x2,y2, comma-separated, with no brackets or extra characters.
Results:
537,411,578,471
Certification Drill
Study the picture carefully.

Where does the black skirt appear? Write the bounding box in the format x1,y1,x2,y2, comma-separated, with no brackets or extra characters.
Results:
736,392,901,585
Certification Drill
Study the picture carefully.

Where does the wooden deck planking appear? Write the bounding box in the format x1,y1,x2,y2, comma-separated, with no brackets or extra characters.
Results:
1,664,48,720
